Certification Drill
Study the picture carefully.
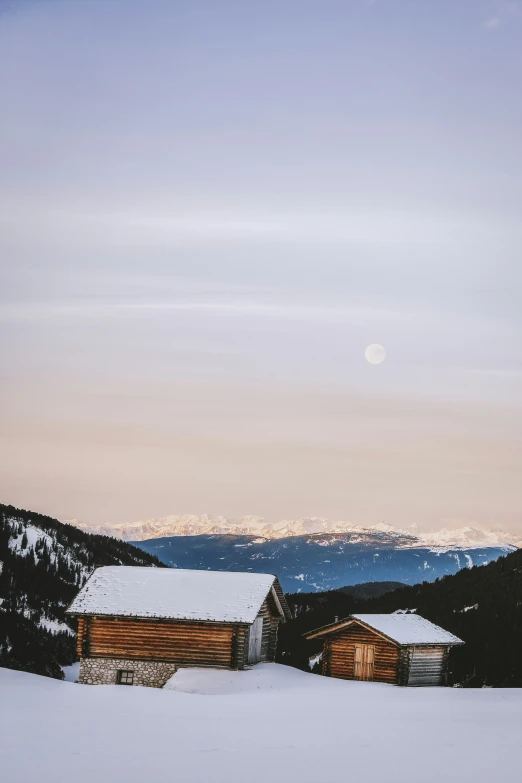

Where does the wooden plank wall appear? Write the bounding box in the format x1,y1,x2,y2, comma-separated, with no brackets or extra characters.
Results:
235,596,282,667
406,646,447,686
76,616,87,659
259,598,277,662
83,617,236,668
322,625,400,684
233,625,250,669
397,647,411,686
267,618,280,661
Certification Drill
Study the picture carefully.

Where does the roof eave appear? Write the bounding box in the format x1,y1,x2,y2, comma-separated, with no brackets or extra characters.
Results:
404,639,465,647
304,616,464,646
65,611,251,625
271,577,292,622
304,617,359,640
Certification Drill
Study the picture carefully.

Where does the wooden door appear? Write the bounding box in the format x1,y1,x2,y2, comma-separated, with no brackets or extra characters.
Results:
354,644,375,681
248,617,264,664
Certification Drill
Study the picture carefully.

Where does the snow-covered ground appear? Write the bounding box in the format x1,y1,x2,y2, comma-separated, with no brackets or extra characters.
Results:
61,662,81,682
2,664,521,783
39,617,74,635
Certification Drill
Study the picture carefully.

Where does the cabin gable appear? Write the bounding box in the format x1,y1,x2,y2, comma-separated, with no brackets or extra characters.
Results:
321,621,400,684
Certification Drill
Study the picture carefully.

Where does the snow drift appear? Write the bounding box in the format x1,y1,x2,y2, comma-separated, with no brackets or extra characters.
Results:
2,663,521,783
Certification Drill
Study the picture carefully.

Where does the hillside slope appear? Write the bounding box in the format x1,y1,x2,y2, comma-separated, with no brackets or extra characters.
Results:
0,503,164,679
278,547,522,686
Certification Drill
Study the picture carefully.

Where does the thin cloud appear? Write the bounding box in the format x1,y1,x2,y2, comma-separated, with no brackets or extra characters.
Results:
482,1,522,30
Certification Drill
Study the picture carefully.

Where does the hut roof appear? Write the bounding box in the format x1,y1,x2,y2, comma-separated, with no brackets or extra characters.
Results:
67,566,290,624
306,612,464,645
351,614,463,645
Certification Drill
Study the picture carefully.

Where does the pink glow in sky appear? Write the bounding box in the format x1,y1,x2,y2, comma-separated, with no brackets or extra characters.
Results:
1,1,521,530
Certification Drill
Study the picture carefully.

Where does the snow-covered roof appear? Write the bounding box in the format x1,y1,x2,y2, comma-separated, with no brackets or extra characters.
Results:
306,613,463,645
67,566,286,624
351,614,463,645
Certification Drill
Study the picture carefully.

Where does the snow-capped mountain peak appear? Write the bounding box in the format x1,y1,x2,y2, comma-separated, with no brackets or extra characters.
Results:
417,526,521,551
65,515,522,550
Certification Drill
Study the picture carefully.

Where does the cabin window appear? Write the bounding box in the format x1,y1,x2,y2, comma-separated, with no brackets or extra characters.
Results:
117,670,135,685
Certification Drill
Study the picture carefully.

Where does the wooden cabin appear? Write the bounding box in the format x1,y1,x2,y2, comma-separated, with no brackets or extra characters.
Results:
305,613,463,686
66,566,291,688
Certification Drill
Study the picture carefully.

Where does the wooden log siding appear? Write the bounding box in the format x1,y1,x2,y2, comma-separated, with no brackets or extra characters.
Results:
267,617,280,661
259,600,271,661
77,614,282,671
83,617,238,668
76,616,88,659
233,625,250,669
322,626,400,684
397,647,411,686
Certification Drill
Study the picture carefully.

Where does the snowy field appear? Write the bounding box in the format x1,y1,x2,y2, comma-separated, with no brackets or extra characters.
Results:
2,664,521,783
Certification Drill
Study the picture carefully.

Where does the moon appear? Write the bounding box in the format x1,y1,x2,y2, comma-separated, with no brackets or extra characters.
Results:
365,343,387,365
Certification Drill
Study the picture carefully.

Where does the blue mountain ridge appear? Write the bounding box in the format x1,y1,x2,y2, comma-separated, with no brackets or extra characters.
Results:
133,532,511,593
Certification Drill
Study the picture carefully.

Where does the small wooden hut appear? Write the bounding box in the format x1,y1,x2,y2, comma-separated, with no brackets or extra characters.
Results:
67,566,291,687
305,613,463,686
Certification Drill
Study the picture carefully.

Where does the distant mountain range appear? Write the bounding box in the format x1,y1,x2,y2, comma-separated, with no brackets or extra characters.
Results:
66,515,520,593
133,531,513,593
66,514,522,550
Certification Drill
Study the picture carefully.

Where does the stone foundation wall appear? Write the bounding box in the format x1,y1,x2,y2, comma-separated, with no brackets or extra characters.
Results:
78,657,177,688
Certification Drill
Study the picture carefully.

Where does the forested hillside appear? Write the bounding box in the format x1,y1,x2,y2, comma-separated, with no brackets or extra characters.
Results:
337,581,405,600
278,548,522,686
0,503,164,679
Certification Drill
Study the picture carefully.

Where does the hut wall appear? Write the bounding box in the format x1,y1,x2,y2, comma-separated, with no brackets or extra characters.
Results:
267,617,280,661
257,596,282,663
397,647,411,686
81,617,237,668
406,646,448,686
233,625,250,669
322,625,400,684
76,616,88,659
239,597,282,666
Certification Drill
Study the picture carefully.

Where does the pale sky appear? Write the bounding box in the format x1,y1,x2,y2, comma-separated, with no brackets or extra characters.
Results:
1,0,521,531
